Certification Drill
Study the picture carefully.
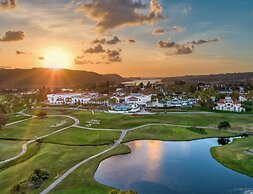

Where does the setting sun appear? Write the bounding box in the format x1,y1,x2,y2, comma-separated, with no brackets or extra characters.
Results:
42,48,71,69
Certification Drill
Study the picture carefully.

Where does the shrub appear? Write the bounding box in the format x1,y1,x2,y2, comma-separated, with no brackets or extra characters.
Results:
218,121,231,130
36,111,47,118
10,169,49,193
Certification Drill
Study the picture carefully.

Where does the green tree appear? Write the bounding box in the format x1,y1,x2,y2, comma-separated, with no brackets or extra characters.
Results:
198,88,217,108
36,111,47,118
0,103,7,114
231,91,239,101
139,82,144,88
0,113,7,130
175,80,186,86
146,82,152,88
218,121,231,130
109,98,117,105
37,86,48,102
246,90,253,106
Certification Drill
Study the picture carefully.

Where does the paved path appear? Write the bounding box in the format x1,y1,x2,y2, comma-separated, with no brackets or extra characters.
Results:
0,114,79,164
40,130,127,194
6,116,35,126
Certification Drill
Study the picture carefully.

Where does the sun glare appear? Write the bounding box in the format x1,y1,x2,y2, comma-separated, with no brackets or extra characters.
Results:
42,48,71,69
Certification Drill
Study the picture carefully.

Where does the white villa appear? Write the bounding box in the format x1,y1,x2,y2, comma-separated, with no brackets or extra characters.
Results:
214,97,245,112
110,93,152,106
47,92,108,105
125,94,152,106
47,93,82,105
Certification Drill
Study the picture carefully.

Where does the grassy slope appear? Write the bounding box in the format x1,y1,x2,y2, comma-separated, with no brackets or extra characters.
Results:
211,136,253,178
42,127,121,146
50,144,131,194
123,126,236,142
0,140,25,161
0,143,112,194
0,116,74,139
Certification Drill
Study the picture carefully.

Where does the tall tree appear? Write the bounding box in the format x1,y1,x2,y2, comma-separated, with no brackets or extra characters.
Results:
0,114,7,130
246,90,253,106
37,86,48,102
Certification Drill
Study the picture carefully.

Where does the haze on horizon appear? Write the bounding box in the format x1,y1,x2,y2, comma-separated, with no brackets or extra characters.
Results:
0,0,253,77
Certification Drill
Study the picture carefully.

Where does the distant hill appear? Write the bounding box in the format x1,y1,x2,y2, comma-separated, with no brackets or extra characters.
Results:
162,72,253,84
0,68,125,88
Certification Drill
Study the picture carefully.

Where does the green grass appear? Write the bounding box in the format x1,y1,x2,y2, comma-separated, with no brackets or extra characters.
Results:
6,114,31,124
0,143,112,194
50,144,131,194
27,108,73,116
123,126,236,142
0,140,25,161
0,116,74,139
211,136,253,178
42,127,122,146
28,108,253,132
0,142,42,171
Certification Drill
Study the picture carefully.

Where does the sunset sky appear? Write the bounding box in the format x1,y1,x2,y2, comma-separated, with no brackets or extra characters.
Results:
0,0,253,77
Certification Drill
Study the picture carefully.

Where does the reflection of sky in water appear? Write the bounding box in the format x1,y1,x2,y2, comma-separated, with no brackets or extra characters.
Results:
95,139,253,194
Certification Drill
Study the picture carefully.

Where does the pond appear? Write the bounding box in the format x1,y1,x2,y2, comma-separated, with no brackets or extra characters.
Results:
94,138,253,194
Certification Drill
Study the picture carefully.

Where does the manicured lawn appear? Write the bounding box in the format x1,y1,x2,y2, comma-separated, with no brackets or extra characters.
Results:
0,116,74,139
0,140,25,161
50,144,130,194
211,136,253,178
123,125,237,142
28,108,253,131
6,114,31,124
42,127,122,146
0,143,112,194
27,108,68,115
0,142,41,170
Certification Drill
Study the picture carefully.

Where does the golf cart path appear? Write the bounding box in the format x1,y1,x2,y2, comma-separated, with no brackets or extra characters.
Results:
0,114,79,164
6,116,35,126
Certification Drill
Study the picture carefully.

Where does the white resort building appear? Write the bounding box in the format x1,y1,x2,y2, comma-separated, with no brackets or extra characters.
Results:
214,97,245,112
47,93,82,105
47,92,108,105
125,94,152,106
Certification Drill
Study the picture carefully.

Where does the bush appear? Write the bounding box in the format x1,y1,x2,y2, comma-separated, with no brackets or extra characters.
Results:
10,169,49,194
186,126,207,134
36,111,47,118
218,121,231,130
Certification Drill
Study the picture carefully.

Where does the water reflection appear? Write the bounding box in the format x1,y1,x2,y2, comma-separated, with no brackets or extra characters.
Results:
217,137,231,145
95,138,253,194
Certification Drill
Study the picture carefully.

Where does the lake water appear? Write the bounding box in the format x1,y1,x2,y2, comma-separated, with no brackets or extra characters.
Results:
94,138,253,194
